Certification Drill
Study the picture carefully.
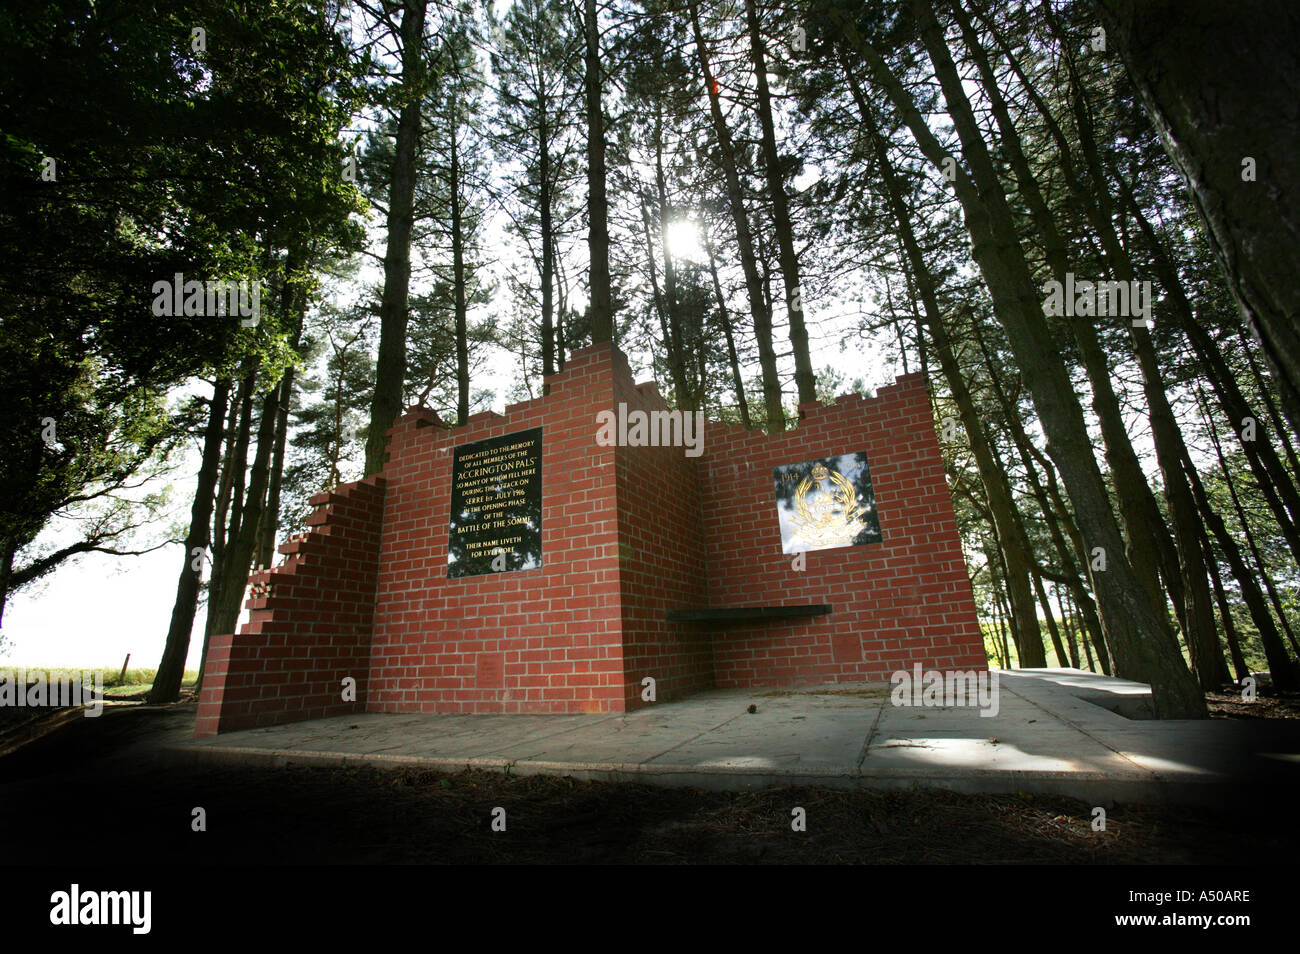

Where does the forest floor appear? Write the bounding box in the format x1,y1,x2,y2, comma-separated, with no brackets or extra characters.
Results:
1,699,1295,865
1206,688,1300,720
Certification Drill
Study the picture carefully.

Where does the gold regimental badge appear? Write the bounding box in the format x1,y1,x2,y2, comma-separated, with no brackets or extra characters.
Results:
792,464,868,548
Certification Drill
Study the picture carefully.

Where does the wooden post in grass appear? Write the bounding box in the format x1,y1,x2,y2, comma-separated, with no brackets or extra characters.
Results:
118,654,130,687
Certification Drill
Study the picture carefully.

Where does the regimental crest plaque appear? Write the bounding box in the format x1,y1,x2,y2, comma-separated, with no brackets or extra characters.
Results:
448,427,542,577
772,452,882,554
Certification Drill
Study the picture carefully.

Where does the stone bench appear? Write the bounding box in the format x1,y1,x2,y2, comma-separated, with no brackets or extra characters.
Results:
665,605,832,623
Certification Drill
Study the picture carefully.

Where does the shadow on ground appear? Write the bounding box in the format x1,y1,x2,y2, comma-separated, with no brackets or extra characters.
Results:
2,703,1293,865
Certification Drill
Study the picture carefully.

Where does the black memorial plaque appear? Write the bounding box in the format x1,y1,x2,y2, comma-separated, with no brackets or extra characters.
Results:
772,451,882,554
448,427,542,578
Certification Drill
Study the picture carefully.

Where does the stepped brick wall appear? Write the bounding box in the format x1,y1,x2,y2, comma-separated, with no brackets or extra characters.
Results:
196,342,986,736
195,477,386,737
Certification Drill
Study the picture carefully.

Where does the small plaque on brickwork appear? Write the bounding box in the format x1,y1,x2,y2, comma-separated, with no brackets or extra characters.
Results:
449,427,542,577
476,653,505,688
772,452,882,554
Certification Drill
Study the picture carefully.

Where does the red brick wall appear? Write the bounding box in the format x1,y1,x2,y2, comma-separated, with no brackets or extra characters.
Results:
365,346,626,715
197,345,985,735
612,375,713,710
699,374,987,688
194,476,386,737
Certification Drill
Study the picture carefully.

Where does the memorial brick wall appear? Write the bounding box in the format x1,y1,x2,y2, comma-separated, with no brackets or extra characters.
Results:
196,342,986,736
699,378,988,689
366,346,626,716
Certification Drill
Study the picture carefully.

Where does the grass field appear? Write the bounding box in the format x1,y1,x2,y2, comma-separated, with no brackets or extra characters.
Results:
0,666,198,692
0,668,199,731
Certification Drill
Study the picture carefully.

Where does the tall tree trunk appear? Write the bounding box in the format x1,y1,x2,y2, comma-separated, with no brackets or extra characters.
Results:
1128,317,1227,689
971,311,1107,666
1067,589,1094,672
206,380,282,647
364,0,427,475
451,116,470,426
703,227,752,428
1096,0,1300,444
198,363,255,690
1200,521,1251,683
1181,409,1300,689
1070,199,1226,685
743,0,814,406
988,544,1019,663
148,378,231,704
652,111,690,407
1200,384,1300,659
1064,587,1100,673
211,366,249,564
640,197,685,405
556,239,568,372
1060,589,1082,669
0,544,15,629
199,255,301,688
256,249,306,570
539,107,555,391
583,0,613,343
1032,569,1069,667
689,0,784,430
257,366,293,570
226,395,252,565
1238,327,1300,481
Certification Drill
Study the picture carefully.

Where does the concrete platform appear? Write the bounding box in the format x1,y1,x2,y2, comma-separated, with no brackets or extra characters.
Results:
172,669,1300,805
